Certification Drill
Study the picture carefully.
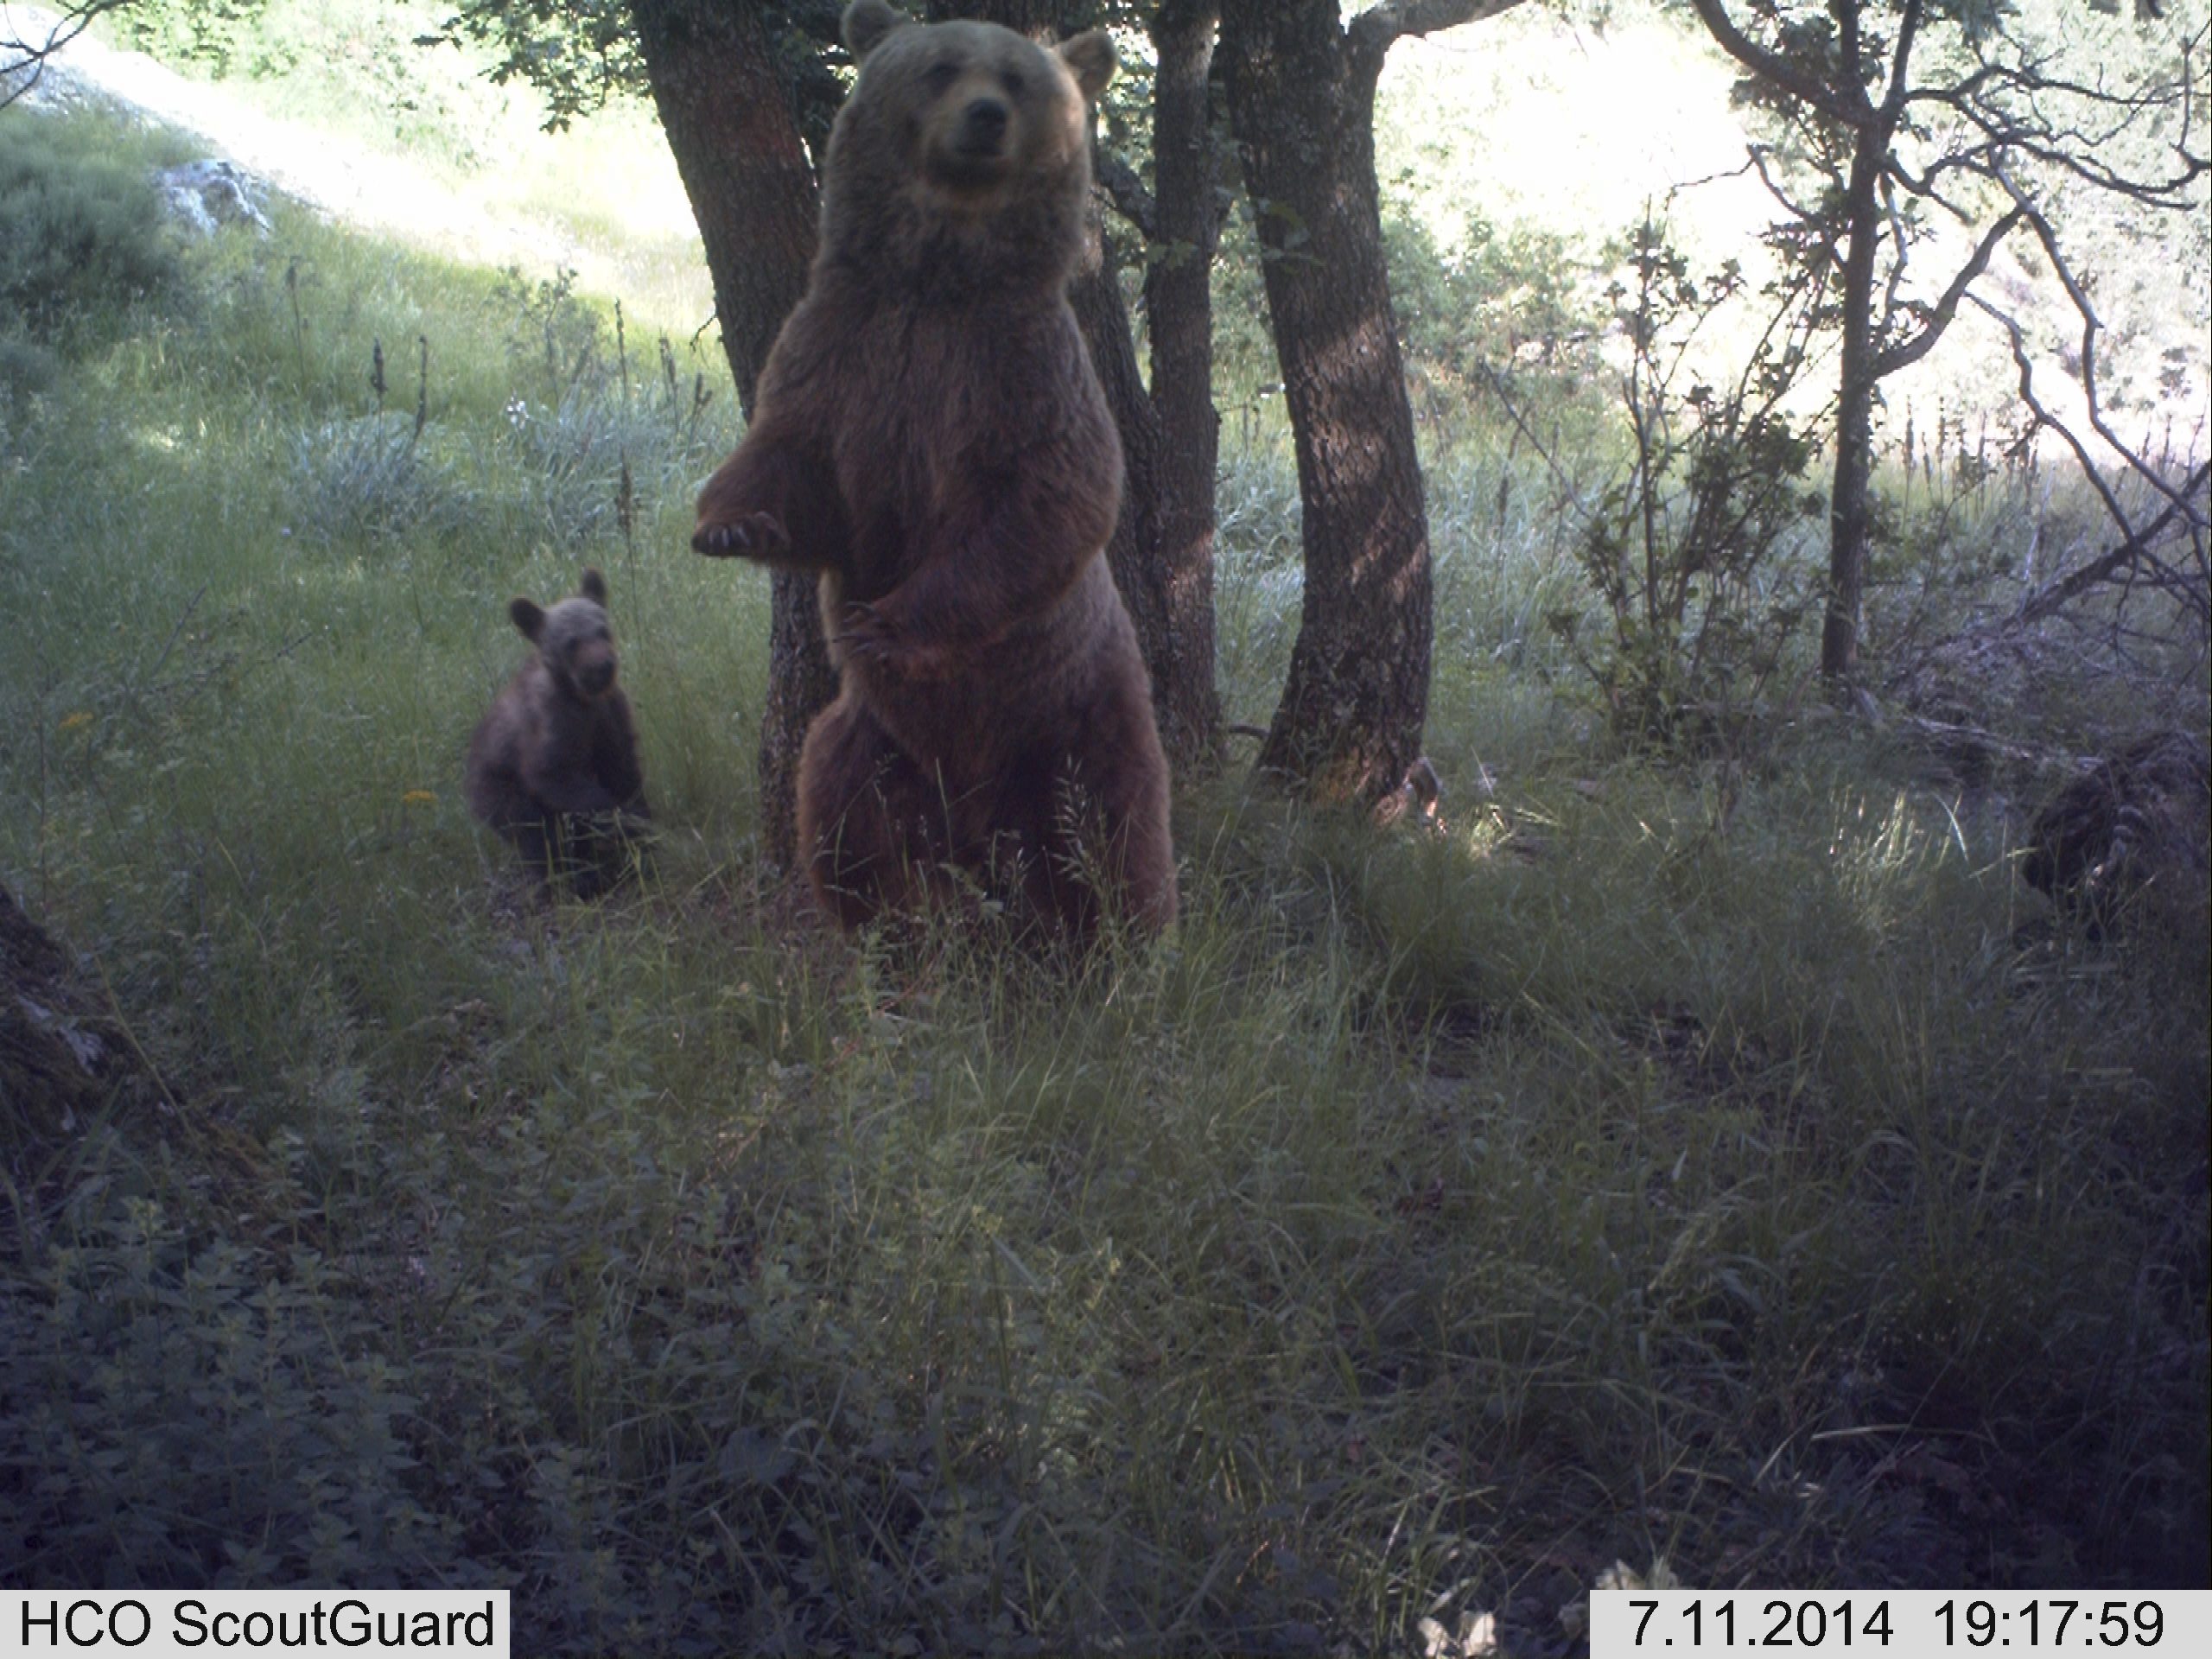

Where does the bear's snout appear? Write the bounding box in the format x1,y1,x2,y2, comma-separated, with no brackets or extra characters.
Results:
572,645,618,696
955,96,1009,156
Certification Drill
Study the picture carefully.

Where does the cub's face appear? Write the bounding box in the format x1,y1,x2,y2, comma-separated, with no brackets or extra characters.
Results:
842,0,1114,203
510,569,620,700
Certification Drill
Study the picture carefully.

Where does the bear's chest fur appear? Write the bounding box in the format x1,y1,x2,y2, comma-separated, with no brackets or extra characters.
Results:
808,294,1108,605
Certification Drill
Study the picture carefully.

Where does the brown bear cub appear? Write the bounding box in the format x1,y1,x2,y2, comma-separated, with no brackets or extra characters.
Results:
466,568,651,898
692,0,1174,943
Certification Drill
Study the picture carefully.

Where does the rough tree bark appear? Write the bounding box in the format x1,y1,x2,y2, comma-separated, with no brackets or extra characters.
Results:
1068,256,1196,753
1141,0,1226,772
628,0,836,873
1217,0,1517,805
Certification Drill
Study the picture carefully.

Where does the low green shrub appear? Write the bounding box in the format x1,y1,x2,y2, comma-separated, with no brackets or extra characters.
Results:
287,412,474,546
0,331,61,401
0,117,186,344
1555,221,1822,747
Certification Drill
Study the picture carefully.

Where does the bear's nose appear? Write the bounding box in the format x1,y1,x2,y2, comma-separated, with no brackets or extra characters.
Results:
578,658,615,695
957,97,1009,153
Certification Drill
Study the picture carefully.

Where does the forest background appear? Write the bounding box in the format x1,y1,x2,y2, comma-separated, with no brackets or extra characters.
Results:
1,0,2206,1651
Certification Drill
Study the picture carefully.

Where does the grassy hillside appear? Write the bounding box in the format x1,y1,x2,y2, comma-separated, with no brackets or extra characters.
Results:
2,24,2207,1656
79,0,715,324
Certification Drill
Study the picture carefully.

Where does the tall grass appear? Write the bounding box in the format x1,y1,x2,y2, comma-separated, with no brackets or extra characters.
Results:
1,97,2205,1651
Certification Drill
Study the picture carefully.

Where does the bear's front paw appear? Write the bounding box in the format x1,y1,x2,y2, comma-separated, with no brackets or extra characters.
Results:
836,602,951,678
692,512,790,559
834,601,898,664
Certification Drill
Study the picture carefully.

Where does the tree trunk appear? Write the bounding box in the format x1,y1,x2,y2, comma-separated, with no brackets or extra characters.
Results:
1821,0,1913,687
1069,248,1189,756
628,0,836,872
1822,128,1884,683
1217,0,1432,807
1144,0,1226,773
750,574,841,871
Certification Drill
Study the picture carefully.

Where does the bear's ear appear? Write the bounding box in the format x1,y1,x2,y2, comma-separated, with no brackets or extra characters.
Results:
509,597,546,643
1057,29,1116,103
578,568,607,607
843,0,906,62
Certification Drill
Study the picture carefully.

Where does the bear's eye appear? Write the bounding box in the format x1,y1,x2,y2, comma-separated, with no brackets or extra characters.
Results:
1001,68,1026,97
926,60,960,94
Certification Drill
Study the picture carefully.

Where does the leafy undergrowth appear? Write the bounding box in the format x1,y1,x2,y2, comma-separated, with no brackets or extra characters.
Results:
2,105,2207,1652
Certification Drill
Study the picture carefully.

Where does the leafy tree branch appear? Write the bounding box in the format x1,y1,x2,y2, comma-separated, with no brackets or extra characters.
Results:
1,0,133,108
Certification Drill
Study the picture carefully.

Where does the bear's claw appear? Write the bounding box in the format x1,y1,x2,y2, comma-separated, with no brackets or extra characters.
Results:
835,601,895,662
837,602,957,679
692,512,789,558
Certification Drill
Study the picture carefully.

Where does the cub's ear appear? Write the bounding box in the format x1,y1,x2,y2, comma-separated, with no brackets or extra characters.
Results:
509,597,546,642
578,568,608,607
843,0,906,62
1057,29,1116,103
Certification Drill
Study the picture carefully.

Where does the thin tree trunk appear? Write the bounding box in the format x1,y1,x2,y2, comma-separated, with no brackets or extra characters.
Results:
629,0,835,872
1684,0,1910,688
1217,0,1432,806
1069,249,1185,753
1145,0,1225,773
1823,131,1884,683
1821,0,1915,686
751,578,839,872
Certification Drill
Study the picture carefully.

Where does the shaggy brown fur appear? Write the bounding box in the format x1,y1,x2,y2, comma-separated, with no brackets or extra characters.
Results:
465,568,651,898
693,0,1173,941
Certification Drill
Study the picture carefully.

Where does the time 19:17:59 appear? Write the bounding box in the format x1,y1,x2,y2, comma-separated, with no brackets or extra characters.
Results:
1939,1600,2164,1647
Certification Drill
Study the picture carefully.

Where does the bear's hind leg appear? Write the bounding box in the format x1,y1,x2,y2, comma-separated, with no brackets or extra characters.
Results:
797,696,951,929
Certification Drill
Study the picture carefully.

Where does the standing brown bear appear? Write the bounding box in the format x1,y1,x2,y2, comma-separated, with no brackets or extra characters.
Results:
692,0,1174,940
466,568,651,898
